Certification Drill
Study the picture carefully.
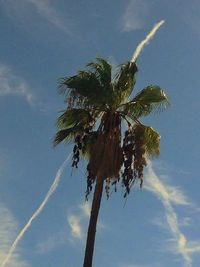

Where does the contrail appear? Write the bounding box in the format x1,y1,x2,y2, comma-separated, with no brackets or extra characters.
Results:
0,153,71,267
145,162,192,267
131,20,165,63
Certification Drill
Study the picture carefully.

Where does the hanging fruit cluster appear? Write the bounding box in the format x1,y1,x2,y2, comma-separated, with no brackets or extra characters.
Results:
133,125,147,187
71,112,95,169
85,112,123,199
122,129,135,197
72,135,81,168
71,111,148,200
71,112,96,199
122,125,147,197
86,163,95,200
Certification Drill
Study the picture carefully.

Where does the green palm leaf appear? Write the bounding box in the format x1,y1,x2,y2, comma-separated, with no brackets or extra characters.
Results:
53,125,83,146
59,71,102,106
143,125,160,156
122,85,169,119
114,62,138,103
87,58,112,89
133,124,160,157
59,59,115,108
81,131,98,158
56,108,94,130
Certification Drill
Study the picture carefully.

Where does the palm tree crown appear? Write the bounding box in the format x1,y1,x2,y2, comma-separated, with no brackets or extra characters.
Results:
54,58,169,198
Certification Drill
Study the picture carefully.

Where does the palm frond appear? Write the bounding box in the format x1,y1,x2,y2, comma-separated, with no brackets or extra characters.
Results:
142,125,160,156
81,131,98,158
59,71,102,105
59,58,115,108
53,125,83,146
87,58,112,88
114,62,138,103
122,85,169,119
56,108,94,130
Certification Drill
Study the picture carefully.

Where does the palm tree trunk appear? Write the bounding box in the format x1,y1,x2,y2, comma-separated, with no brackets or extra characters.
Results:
83,174,104,267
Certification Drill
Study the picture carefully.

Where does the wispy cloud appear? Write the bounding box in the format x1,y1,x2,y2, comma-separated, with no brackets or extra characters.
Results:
26,0,70,34
67,202,91,242
36,231,67,254
145,174,189,207
146,162,200,267
120,264,149,267
119,258,163,267
79,202,91,218
119,256,162,267
0,203,30,267
152,215,192,230
68,215,83,240
0,63,34,105
119,263,162,267
0,155,71,267
67,200,106,244
121,0,149,32
180,1,200,38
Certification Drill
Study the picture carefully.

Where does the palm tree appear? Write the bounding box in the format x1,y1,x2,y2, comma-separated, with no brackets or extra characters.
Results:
54,58,169,267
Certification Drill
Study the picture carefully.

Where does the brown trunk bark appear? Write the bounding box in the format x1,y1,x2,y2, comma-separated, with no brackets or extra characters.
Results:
83,174,104,267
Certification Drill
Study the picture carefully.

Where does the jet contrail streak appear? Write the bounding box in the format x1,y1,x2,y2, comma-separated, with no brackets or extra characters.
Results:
131,20,165,63
0,153,71,267
145,162,192,267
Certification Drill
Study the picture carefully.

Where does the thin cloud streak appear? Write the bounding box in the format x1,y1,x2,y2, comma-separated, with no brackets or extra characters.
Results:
36,231,67,254
0,64,34,105
0,154,71,267
145,162,200,267
120,265,147,267
131,20,165,63
0,204,30,267
26,0,70,34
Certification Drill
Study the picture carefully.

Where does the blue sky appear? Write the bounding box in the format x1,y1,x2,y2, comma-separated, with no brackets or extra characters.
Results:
1,0,200,266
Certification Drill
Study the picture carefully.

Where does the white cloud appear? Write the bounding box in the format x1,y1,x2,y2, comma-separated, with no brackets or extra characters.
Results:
185,241,200,254
2,0,72,36
36,231,66,254
119,263,161,267
68,215,83,240
0,155,71,267
0,64,34,105
119,258,162,267
120,265,149,267
145,173,189,206
0,203,30,267
152,215,192,230
67,200,105,243
180,217,192,227
67,202,90,242
80,202,91,218
26,0,69,33
121,0,149,32
146,162,200,267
